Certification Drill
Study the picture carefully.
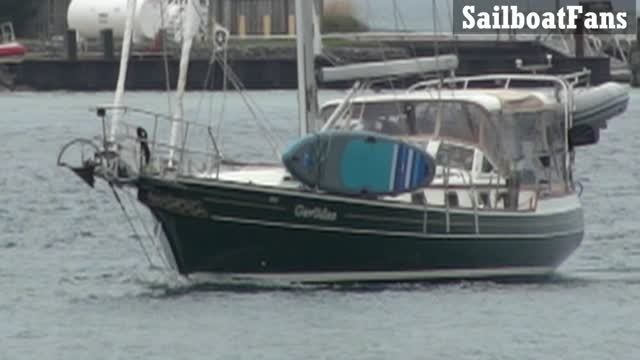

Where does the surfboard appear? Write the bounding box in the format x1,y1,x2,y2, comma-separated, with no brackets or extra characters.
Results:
282,131,436,196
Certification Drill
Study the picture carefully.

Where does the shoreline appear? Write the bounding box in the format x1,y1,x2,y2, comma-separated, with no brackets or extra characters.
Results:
4,40,614,91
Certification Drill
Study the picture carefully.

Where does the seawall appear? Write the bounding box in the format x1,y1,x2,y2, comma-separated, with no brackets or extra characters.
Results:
10,40,612,91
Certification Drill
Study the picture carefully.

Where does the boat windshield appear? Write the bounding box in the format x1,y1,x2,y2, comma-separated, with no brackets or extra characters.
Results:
328,100,488,142
502,109,569,193
327,100,496,164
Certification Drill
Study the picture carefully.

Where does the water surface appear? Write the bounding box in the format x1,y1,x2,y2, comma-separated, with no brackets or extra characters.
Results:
0,90,638,359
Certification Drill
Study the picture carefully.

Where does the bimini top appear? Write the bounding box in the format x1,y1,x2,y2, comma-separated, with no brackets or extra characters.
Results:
321,89,562,114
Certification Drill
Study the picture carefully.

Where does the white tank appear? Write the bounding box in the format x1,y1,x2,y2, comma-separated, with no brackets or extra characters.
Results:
67,0,165,42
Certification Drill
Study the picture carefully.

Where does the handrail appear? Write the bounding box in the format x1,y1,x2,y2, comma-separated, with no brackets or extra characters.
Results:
95,105,213,130
207,127,224,179
408,73,574,158
116,123,218,159
97,106,224,179
407,72,590,93
558,69,592,87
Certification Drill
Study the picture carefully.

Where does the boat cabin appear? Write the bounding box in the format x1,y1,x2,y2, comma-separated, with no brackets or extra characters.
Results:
0,22,26,64
0,22,16,45
320,90,572,211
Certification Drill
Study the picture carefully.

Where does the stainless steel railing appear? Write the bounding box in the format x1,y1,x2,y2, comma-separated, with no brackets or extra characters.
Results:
96,105,224,179
407,71,591,93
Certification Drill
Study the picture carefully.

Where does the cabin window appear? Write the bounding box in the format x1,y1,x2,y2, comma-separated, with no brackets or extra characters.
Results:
411,102,486,143
325,100,510,176
545,111,570,190
503,110,569,194
481,157,494,173
320,105,339,124
336,102,408,135
435,143,474,171
435,103,482,143
329,100,489,142
479,192,491,208
446,192,459,208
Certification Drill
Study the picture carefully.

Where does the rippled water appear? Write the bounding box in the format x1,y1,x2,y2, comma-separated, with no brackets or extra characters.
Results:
1,90,639,359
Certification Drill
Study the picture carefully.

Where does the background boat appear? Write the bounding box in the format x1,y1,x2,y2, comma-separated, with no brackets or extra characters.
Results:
0,22,26,64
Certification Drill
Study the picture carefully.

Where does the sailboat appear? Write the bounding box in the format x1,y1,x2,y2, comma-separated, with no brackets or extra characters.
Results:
0,22,26,64
59,0,589,283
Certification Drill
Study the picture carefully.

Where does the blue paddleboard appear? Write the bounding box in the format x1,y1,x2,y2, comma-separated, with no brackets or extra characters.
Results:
282,131,436,196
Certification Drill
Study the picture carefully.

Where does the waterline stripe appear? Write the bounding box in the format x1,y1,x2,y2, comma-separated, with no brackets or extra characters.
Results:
189,266,556,284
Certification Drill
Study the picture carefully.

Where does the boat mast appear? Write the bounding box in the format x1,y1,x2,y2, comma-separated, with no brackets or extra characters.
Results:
295,0,320,137
169,0,198,166
207,0,215,42
109,0,137,143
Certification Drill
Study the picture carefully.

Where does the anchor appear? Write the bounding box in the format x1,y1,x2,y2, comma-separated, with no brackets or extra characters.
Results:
57,138,103,188
70,160,98,188
57,125,152,188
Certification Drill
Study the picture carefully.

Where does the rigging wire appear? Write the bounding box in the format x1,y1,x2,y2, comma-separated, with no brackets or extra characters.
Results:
109,183,157,270
213,53,284,157
191,2,218,124
160,0,174,116
193,40,217,122
121,187,173,272
216,53,286,145
161,2,284,161
181,2,284,161
432,0,441,82
362,1,398,100
390,0,425,70
432,0,444,142
215,48,229,150
445,0,454,38
364,1,426,124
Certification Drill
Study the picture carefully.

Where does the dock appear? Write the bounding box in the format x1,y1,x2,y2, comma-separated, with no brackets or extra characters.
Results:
6,33,616,91
8,0,637,91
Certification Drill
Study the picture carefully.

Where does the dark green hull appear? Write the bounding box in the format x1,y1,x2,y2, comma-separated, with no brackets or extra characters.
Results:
137,176,584,282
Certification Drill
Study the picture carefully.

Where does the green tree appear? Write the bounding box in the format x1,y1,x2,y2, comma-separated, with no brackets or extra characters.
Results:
0,0,38,35
322,1,369,33
322,15,369,33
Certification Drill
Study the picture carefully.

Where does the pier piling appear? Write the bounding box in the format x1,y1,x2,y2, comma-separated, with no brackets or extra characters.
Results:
101,29,115,61
65,30,78,61
574,17,585,58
